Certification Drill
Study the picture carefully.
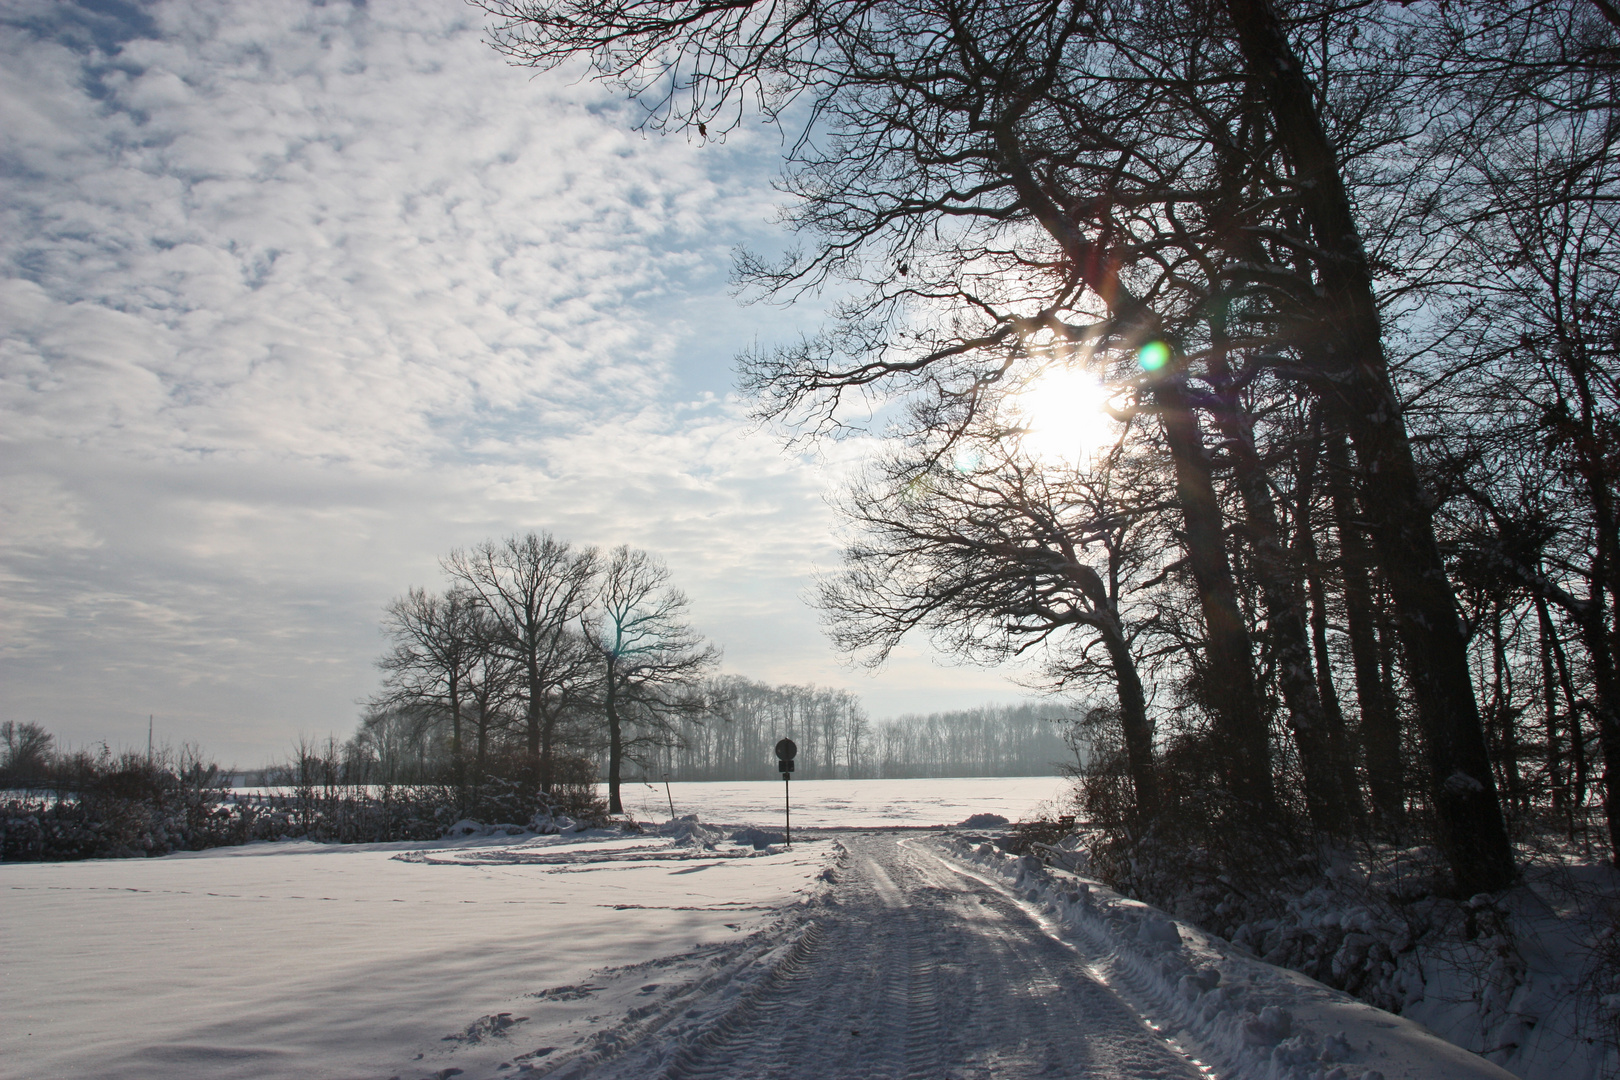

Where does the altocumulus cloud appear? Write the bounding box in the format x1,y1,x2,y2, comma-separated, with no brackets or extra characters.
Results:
0,0,1020,764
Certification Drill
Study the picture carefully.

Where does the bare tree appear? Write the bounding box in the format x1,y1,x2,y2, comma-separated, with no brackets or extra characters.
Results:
822,429,1168,817
585,546,719,814
445,533,600,792
1,721,55,786
462,640,521,785
375,586,488,788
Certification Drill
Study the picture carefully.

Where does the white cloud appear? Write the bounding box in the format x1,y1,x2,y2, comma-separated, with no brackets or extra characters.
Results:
0,0,1025,763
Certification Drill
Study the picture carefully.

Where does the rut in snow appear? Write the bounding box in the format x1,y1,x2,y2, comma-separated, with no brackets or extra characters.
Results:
591,834,1209,1080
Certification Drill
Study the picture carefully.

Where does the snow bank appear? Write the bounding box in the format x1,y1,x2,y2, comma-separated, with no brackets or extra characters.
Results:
939,836,1519,1080
1216,857,1619,1080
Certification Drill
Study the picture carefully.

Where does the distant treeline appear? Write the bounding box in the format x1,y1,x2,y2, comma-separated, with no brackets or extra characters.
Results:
636,681,1071,781
349,675,1072,785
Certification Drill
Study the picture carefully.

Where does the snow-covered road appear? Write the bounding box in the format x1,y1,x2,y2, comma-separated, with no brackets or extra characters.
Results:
582,834,1207,1080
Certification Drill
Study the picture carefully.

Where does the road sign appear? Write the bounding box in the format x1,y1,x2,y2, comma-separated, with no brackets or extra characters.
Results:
775,738,797,846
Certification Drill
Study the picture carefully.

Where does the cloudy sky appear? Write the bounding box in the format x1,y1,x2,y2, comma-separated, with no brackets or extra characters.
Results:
0,0,1026,766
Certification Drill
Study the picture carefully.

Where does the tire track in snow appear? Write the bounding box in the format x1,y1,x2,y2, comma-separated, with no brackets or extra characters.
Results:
587,834,1212,1080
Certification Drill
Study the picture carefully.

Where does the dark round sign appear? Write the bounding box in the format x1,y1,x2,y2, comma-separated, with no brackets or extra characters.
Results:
775,738,798,761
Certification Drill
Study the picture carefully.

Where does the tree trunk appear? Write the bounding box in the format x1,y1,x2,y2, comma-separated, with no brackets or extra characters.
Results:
1539,594,1567,816
1567,349,1620,862
1544,603,1591,824
1306,557,1357,809
1099,620,1160,819
1222,0,1513,893
448,669,465,795
1486,602,1523,816
1572,601,1620,862
475,705,490,784
1327,429,1402,824
1212,383,1349,832
606,660,624,815
1296,430,1358,818
539,702,556,795
526,656,543,789
1154,377,1275,811
1204,141,1350,832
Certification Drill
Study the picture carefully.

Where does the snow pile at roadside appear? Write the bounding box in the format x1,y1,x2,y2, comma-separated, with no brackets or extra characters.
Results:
941,835,1519,1080
1221,857,1620,1080
654,814,726,846
1039,829,1620,1080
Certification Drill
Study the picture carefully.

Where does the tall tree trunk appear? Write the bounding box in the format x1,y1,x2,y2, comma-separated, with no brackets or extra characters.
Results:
1296,426,1358,818
1328,429,1402,824
1307,556,1356,805
526,657,543,789
1539,594,1567,816
1573,601,1620,862
1209,371,1349,832
447,668,465,795
1222,0,1513,893
475,705,490,785
1155,377,1276,811
1544,602,1591,825
1567,348,1620,862
1058,558,1160,817
995,98,1270,811
1486,601,1523,816
1099,620,1160,819
539,701,556,795
606,659,624,815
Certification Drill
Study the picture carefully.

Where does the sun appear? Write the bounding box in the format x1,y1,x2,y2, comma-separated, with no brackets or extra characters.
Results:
1011,366,1117,465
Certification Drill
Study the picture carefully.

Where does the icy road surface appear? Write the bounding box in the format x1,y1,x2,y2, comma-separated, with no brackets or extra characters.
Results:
582,834,1207,1080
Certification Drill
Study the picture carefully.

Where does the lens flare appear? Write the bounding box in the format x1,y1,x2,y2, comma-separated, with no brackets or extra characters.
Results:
1137,340,1171,371
952,446,982,474
900,472,933,504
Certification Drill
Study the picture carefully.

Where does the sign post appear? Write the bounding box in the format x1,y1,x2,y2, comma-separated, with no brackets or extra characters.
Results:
775,738,797,847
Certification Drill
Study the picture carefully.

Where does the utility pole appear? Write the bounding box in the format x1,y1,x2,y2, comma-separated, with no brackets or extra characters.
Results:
148,715,154,764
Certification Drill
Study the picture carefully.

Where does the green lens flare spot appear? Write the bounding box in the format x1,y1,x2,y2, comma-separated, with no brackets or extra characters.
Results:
1137,340,1171,371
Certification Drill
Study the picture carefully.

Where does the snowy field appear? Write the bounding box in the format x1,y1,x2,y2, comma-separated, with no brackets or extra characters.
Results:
0,776,1532,1080
3,825,831,1080
224,776,1071,829
614,774,1070,829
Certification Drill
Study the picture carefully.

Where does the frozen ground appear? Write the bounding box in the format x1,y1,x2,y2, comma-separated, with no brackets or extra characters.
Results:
2,777,1526,1080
